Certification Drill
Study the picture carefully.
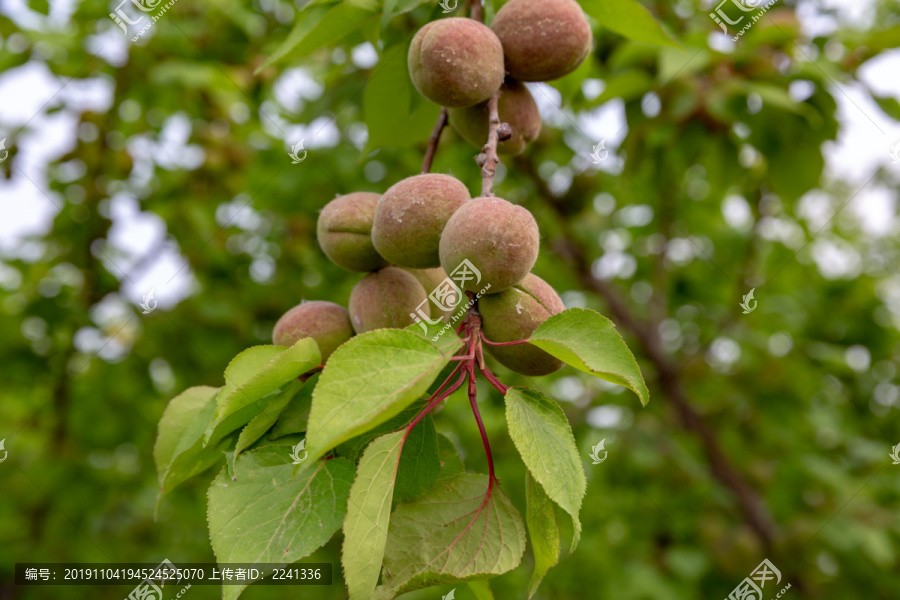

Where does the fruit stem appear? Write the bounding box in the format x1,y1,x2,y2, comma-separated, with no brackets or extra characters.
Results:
473,329,487,370
479,330,530,347
477,361,508,395
421,107,448,173
405,366,467,437
479,91,502,197
431,358,466,397
467,360,496,481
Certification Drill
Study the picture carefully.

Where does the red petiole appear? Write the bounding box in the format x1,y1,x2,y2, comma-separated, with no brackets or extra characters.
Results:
404,311,530,487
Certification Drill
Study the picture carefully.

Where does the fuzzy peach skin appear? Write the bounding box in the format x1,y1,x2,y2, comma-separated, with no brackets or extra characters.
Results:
448,79,541,156
479,273,565,376
491,0,593,82
348,267,430,333
316,192,388,272
439,196,539,294
372,174,470,269
273,301,355,361
408,18,505,108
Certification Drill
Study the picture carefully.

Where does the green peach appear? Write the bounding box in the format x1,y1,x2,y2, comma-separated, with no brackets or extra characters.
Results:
317,192,388,272
372,174,470,269
479,274,565,375
491,0,593,82
348,267,430,333
448,80,541,156
272,301,354,362
408,18,505,108
439,197,539,294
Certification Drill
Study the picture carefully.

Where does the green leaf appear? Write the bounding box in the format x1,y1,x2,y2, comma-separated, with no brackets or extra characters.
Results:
657,47,710,83
380,0,400,31
729,80,820,123
874,94,900,121
342,430,405,600
336,399,426,461
330,396,440,503
28,0,50,15
590,70,654,105
468,579,495,600
407,323,466,399
207,0,266,38
529,308,649,407
436,433,465,479
505,387,585,554
582,0,678,47
363,43,441,153
406,319,465,357
242,433,306,459
392,0,433,13
205,338,320,445
525,471,560,598
394,413,440,502
270,373,319,439
208,449,354,600
232,379,304,469
373,474,526,599
154,386,233,510
256,1,379,73
305,329,456,463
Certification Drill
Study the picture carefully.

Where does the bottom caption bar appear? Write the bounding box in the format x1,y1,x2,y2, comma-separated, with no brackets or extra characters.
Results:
15,560,332,586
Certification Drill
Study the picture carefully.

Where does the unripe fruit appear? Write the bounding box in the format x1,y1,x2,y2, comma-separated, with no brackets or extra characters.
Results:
348,267,430,333
372,174,470,269
491,0,593,82
273,301,354,362
479,274,565,375
404,267,459,321
439,197,539,294
447,80,541,156
408,18,505,108
317,192,388,272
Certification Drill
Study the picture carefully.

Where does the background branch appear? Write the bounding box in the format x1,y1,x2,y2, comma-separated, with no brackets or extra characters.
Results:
478,92,501,197
519,157,779,549
468,0,483,22
421,107,448,174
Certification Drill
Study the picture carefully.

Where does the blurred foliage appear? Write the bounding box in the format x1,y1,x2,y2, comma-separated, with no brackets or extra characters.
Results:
2,0,900,598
